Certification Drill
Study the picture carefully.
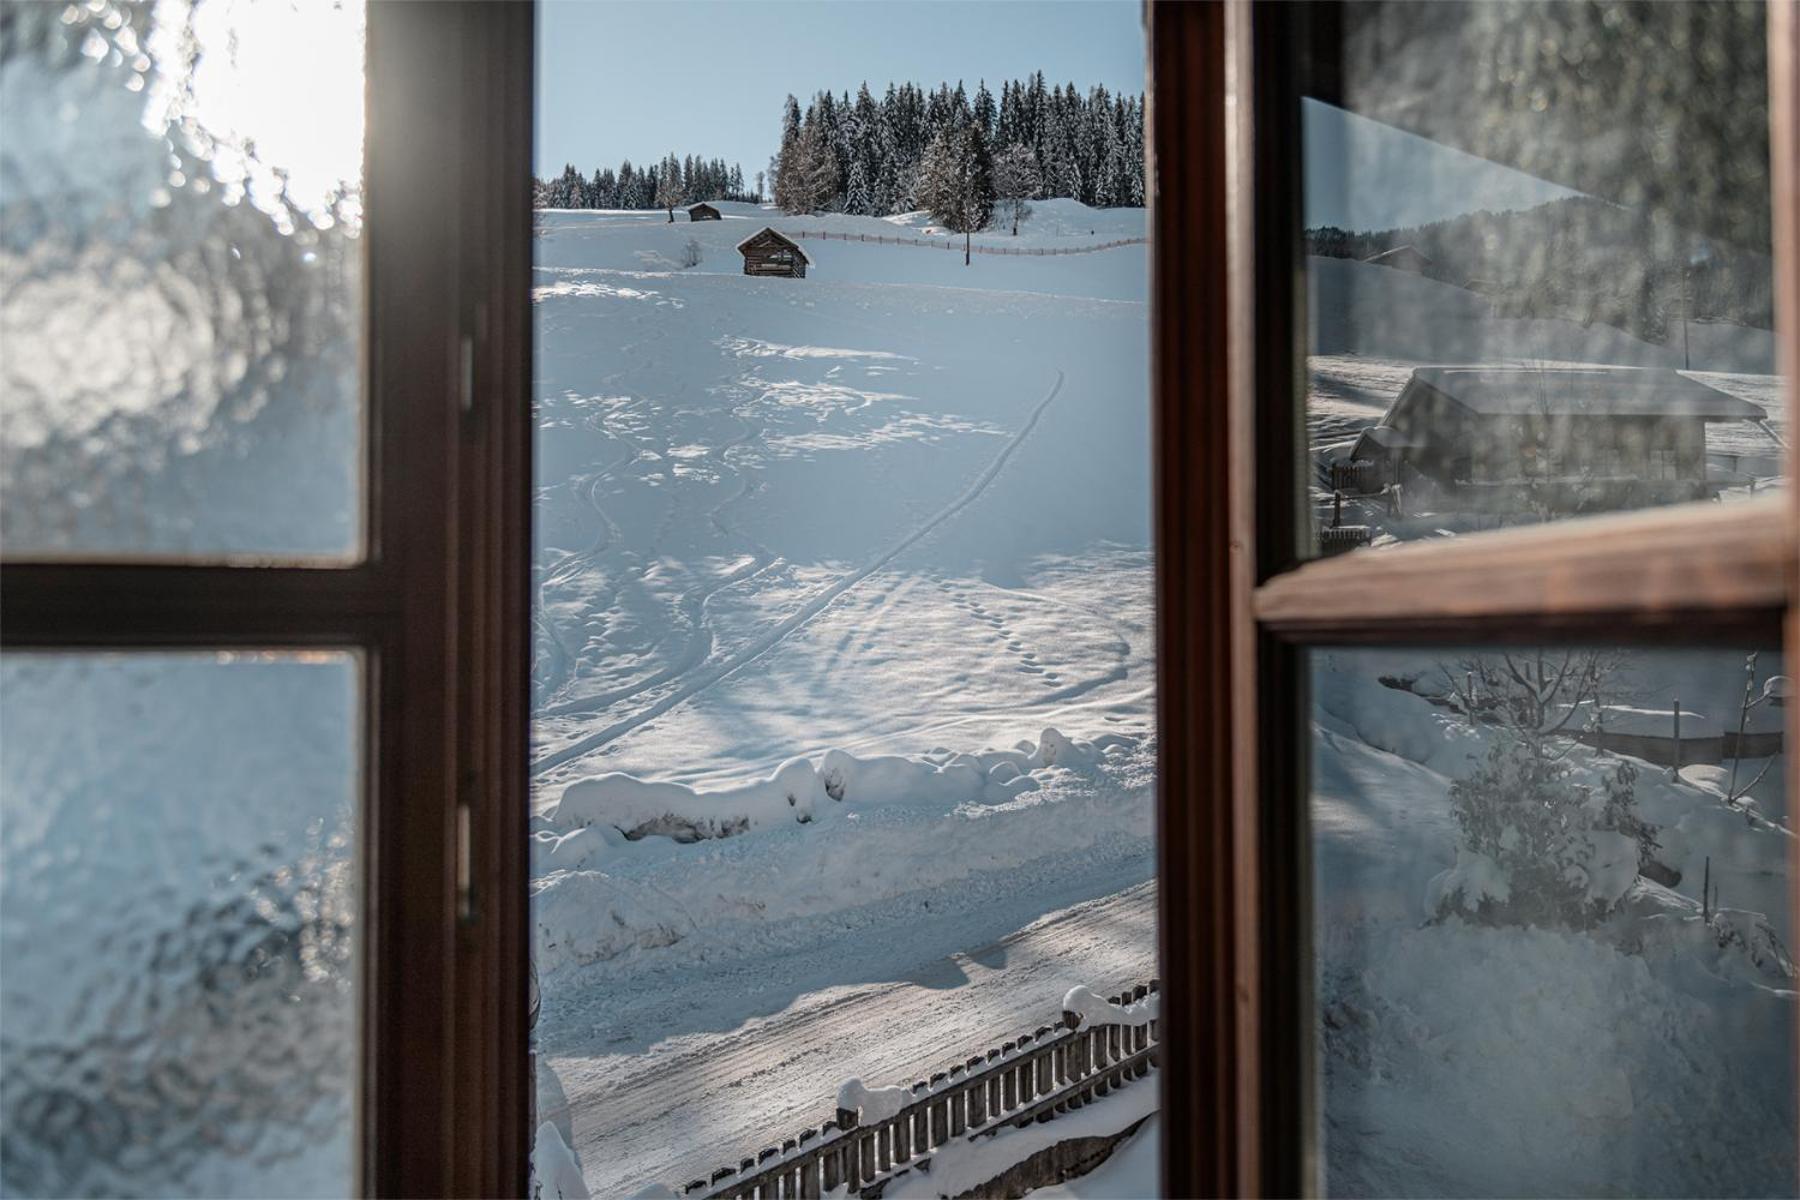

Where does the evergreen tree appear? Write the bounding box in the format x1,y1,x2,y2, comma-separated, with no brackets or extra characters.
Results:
993,144,1039,235
973,80,996,141
773,94,803,211
916,123,994,264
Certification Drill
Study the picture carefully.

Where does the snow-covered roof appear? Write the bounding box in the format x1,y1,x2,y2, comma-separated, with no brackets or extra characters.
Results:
1398,366,1764,421
735,226,812,265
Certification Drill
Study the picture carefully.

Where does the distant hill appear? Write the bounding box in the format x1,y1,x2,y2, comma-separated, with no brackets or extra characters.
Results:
1307,195,1774,345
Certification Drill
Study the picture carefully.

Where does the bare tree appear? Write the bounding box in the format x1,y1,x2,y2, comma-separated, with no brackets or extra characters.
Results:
993,144,1039,236
1439,648,1624,753
654,152,686,222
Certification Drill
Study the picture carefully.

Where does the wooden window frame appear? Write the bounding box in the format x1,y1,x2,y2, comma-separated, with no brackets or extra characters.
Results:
0,4,535,1195
1151,1,1799,1196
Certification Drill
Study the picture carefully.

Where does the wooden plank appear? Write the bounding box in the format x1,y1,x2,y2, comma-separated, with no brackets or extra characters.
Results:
1253,498,1792,639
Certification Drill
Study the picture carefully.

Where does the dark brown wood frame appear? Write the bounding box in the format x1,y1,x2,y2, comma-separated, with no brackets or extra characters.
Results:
1153,1,1798,1196
0,4,535,1195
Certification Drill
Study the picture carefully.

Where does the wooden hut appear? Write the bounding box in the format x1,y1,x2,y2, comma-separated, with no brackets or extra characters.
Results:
1336,366,1767,515
688,202,721,221
737,227,809,279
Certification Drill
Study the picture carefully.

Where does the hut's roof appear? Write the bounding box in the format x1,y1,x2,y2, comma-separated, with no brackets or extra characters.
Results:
1363,244,1433,268
1397,366,1764,421
688,202,720,213
735,227,812,265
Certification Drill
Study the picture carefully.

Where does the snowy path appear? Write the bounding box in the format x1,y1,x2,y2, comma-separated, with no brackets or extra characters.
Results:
541,879,1157,1197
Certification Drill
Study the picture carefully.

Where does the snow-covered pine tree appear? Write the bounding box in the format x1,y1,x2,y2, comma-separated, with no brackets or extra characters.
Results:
973,80,996,142
773,94,803,212
993,144,1038,235
916,122,994,264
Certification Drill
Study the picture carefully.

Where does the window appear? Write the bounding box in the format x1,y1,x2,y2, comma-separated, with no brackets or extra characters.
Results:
1,4,534,1194
529,6,1156,1196
1153,2,1797,1195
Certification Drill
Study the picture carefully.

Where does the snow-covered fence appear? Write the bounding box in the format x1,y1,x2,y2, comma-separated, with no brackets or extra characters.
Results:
686,981,1159,1199
784,230,1147,258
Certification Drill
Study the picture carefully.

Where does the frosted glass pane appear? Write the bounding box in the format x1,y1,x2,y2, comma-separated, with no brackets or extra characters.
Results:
1312,646,1795,1195
1301,2,1779,561
0,0,364,560
0,653,360,1198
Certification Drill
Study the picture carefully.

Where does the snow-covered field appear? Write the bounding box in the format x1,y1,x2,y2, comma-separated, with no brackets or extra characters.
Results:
530,200,1157,1195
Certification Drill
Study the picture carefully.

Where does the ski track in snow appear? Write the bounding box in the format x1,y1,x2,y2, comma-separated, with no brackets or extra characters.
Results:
530,369,1069,777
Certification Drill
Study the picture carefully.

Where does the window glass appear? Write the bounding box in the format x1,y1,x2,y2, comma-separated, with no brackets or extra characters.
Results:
0,652,361,1197
1311,644,1794,1194
0,0,364,561
1301,1,1778,560
530,5,1158,1195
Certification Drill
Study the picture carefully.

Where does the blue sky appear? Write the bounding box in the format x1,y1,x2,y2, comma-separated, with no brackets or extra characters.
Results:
535,0,1147,183
534,0,1577,230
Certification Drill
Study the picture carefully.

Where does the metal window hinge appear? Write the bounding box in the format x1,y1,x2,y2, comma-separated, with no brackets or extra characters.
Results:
456,799,476,924
459,333,476,415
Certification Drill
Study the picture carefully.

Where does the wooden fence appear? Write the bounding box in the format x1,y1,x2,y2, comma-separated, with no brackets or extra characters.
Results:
686,981,1160,1200
785,230,1147,258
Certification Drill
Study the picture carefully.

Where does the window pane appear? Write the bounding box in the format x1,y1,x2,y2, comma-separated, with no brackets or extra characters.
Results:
0,652,361,1197
1301,1,1779,560
1311,645,1794,1195
531,6,1157,1196
0,0,364,561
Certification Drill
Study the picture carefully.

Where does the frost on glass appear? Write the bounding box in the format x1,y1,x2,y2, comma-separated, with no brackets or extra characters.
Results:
1302,1,1781,559
0,0,364,559
0,654,359,1198
1312,646,1795,1195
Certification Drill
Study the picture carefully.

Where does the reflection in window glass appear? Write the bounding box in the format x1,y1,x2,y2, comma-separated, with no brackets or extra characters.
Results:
1302,1,1780,559
530,5,1157,1195
0,0,364,560
0,653,361,1198
1312,646,1794,1195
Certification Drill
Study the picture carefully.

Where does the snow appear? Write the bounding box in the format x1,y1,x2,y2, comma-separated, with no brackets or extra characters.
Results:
883,1080,1157,1200
1029,1115,1159,1200
531,1123,592,1200
1312,649,1796,1196
1060,985,1158,1029
530,198,1155,1194
837,1078,913,1124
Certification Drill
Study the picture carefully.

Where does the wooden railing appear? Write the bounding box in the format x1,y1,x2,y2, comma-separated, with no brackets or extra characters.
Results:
784,230,1148,258
685,981,1160,1200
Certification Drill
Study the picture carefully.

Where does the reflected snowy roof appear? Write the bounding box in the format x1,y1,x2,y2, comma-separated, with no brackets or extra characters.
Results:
1403,366,1765,420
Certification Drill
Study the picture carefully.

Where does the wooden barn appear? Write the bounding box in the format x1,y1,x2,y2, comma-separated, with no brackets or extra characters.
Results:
688,202,721,221
1337,365,1768,515
737,227,809,279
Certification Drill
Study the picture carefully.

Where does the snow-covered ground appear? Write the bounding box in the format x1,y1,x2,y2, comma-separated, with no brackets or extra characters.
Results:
1314,650,1795,1196
530,199,1156,1194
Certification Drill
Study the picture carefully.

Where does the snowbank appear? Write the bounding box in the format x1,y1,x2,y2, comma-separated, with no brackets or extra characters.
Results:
546,728,1127,850
532,729,1152,975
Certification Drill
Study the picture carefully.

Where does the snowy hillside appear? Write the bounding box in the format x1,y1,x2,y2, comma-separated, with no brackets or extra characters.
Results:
530,200,1153,1195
